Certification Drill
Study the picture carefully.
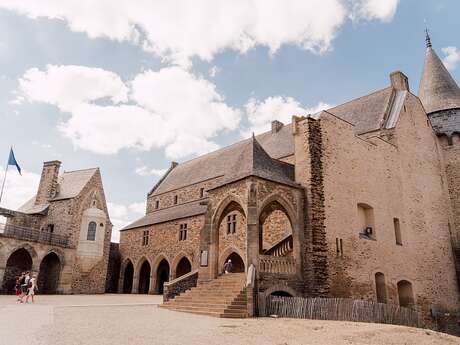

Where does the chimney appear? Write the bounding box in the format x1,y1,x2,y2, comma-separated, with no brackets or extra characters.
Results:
35,160,61,204
271,120,284,134
390,71,410,91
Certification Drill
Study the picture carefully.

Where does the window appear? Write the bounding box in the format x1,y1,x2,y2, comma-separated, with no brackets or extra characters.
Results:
47,224,55,233
335,238,343,257
375,272,387,303
397,280,414,308
179,223,188,241
200,188,204,198
227,214,237,234
394,218,402,245
357,203,375,240
87,221,97,241
155,200,159,209
142,230,149,246
174,195,178,205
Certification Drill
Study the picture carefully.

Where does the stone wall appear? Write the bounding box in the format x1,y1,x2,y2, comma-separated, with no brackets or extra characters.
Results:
443,142,460,245
119,214,203,292
262,210,292,251
105,242,121,293
317,93,460,323
146,177,223,214
163,270,198,302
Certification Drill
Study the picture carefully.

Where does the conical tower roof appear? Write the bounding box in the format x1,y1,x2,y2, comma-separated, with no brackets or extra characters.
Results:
419,32,460,114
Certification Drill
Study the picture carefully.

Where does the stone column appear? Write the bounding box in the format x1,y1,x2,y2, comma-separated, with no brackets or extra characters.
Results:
198,201,214,282
293,190,305,277
132,273,139,294
246,182,259,270
149,274,156,294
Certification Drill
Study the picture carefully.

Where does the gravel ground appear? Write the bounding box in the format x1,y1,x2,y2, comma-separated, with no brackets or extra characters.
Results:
0,294,458,345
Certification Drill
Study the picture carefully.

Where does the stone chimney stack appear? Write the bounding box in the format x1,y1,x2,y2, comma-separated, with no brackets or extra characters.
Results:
390,71,410,91
271,120,284,134
35,160,61,204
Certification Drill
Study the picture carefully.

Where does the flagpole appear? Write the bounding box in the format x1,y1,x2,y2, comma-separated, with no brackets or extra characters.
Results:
0,163,8,205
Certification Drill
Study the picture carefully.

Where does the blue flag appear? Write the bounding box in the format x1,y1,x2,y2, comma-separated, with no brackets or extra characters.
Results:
7,148,21,175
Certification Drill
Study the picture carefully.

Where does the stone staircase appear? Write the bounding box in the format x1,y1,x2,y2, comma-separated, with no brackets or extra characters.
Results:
160,273,247,318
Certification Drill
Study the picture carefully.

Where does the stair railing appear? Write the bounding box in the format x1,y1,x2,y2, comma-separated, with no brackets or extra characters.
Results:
263,234,293,257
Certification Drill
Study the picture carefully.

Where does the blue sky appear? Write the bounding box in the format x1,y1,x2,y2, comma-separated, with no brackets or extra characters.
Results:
0,0,459,241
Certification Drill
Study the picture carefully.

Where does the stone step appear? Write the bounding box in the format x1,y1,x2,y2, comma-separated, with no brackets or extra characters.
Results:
162,306,248,318
164,302,246,310
168,297,247,304
162,273,247,319
161,304,247,313
163,307,248,318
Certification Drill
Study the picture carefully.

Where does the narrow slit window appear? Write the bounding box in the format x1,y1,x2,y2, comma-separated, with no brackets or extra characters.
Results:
394,218,402,245
155,200,159,209
174,195,178,205
200,188,204,198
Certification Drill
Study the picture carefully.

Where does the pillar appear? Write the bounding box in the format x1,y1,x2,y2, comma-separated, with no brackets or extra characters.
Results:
246,182,259,270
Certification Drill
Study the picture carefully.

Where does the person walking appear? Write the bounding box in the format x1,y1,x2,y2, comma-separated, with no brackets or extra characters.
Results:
14,276,22,302
18,272,26,303
25,274,37,303
223,259,233,274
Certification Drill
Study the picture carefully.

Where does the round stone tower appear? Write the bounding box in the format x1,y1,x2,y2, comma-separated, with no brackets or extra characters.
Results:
419,30,460,145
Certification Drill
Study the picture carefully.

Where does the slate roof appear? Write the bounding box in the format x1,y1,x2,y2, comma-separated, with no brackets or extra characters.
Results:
151,124,294,195
17,168,98,214
327,87,394,134
419,46,460,114
122,200,207,231
214,135,296,188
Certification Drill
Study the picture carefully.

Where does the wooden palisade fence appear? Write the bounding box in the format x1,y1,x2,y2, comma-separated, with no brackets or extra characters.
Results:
258,295,420,328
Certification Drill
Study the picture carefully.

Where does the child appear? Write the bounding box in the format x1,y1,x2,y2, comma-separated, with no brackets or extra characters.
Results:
15,277,22,302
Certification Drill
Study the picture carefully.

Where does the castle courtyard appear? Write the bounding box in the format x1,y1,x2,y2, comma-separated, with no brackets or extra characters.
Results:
0,295,457,345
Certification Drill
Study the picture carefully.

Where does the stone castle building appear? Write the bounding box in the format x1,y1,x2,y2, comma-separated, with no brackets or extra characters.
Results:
119,33,460,320
0,161,112,294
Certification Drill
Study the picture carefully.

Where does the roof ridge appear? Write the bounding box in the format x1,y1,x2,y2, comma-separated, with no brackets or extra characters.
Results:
329,86,392,111
169,124,293,168
62,167,98,174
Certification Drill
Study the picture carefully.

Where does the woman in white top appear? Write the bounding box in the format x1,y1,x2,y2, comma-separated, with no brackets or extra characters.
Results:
25,275,37,303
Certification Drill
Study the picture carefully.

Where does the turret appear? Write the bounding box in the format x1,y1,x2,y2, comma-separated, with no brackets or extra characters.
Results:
418,29,460,141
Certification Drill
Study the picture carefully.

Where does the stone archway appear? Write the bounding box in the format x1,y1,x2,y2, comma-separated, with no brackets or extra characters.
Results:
37,252,61,294
156,259,170,294
2,248,33,293
258,198,295,255
123,260,134,294
223,252,245,273
175,257,192,278
138,260,151,294
212,197,247,278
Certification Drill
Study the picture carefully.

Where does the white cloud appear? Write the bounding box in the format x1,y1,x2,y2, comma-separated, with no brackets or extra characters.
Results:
135,166,167,177
16,65,241,159
0,167,40,211
18,65,128,112
0,1,399,66
107,201,146,242
442,46,460,71
242,96,331,137
351,0,399,22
